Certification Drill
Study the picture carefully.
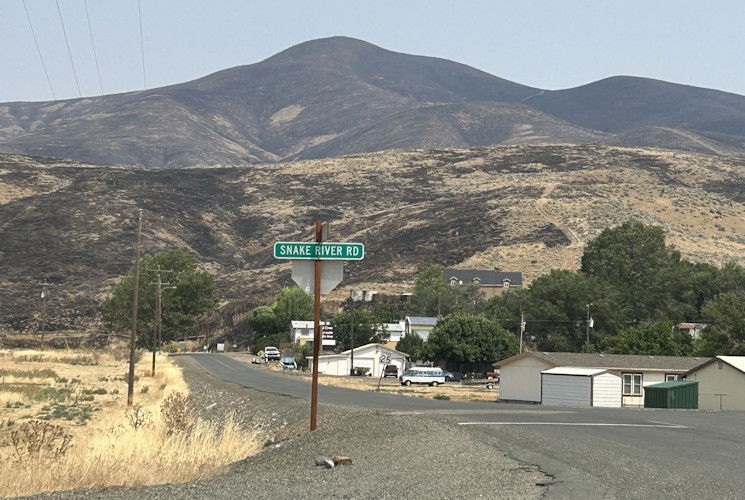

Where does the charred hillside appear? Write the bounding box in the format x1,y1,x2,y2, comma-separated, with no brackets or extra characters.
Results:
1,145,745,336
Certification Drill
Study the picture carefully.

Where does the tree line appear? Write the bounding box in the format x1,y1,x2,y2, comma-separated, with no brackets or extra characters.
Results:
102,221,745,372
407,220,745,367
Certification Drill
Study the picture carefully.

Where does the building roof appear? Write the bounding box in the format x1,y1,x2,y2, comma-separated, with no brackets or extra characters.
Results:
405,316,438,326
686,355,745,376
542,367,612,376
291,320,329,328
315,343,409,360
645,380,699,389
444,268,523,287
496,351,710,372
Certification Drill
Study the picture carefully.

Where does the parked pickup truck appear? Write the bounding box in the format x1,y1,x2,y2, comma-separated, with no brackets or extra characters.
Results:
263,346,281,361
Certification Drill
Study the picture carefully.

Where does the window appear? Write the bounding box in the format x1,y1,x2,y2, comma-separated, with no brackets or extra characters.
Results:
623,373,642,395
665,374,679,381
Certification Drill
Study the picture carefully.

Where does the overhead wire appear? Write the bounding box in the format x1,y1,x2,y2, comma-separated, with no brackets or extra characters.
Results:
55,0,82,97
137,0,147,89
83,0,104,95
21,0,56,99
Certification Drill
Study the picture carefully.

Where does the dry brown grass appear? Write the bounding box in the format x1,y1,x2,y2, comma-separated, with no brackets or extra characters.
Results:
0,349,264,498
316,375,499,402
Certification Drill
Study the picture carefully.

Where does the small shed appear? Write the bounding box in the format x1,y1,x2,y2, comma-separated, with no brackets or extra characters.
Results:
541,367,622,407
644,380,698,409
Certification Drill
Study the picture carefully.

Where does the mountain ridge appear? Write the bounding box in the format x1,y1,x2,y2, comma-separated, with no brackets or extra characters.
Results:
1,36,745,167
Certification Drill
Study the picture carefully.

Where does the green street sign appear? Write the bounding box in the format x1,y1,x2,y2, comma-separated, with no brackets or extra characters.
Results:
274,242,365,260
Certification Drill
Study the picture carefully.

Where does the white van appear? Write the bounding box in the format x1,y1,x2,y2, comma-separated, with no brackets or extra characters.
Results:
400,368,446,386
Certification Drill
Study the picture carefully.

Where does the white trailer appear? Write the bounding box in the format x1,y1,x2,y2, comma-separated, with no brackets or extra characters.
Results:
541,367,622,407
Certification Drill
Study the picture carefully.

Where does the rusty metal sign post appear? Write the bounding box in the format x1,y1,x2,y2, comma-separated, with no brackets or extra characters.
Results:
274,222,365,431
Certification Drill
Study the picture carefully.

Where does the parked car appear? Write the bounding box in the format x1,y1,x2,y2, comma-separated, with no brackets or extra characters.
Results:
486,370,500,381
383,365,398,378
400,369,446,387
263,346,281,361
442,369,454,381
280,356,297,370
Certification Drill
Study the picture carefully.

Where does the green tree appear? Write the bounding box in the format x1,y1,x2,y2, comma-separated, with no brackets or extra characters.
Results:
409,265,485,316
272,287,313,339
395,334,424,361
102,250,216,346
424,314,519,371
331,309,386,351
700,291,745,354
247,306,280,337
604,321,693,356
521,270,622,351
580,220,687,322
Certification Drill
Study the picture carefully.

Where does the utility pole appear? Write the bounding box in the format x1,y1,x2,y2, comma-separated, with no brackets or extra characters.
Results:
37,279,57,351
519,310,525,355
148,270,176,376
127,209,143,406
310,219,323,431
585,303,593,350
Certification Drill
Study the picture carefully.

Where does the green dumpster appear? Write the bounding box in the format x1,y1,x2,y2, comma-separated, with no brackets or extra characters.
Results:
644,380,698,409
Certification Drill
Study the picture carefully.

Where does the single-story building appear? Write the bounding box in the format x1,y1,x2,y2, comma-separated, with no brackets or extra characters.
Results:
541,367,622,407
496,351,709,406
444,268,523,298
404,316,438,341
684,356,745,411
291,321,335,350
308,343,408,377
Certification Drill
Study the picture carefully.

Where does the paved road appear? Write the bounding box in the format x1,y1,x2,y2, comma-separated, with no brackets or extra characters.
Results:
189,354,745,499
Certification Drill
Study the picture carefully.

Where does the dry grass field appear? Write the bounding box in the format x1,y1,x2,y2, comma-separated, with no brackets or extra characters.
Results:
317,374,499,402
236,356,498,403
0,348,264,498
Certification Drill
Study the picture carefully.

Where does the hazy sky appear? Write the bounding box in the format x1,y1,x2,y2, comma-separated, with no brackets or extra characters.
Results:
2,0,744,103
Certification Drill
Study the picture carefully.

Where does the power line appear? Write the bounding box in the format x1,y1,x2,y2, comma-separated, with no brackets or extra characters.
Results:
22,0,56,99
83,0,104,95
137,0,147,89
55,0,82,97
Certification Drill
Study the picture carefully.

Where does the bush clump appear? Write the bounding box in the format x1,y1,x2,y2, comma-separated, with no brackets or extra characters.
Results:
160,392,193,434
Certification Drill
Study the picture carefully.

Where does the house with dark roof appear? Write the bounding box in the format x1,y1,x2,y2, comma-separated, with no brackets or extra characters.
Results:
444,268,523,298
495,351,710,406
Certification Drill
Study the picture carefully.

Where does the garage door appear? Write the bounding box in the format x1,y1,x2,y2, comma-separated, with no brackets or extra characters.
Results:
542,374,591,406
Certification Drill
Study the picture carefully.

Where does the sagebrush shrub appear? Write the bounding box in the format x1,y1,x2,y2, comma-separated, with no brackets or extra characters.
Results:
160,392,193,434
10,420,72,461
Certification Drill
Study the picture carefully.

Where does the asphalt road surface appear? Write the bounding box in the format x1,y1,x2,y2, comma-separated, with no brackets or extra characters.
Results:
190,354,745,499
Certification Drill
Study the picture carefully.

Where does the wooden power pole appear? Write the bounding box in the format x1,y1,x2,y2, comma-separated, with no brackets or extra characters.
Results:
310,219,323,431
127,209,143,406
149,270,176,376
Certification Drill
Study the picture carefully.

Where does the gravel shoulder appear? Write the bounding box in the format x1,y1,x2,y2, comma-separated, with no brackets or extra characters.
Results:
35,356,549,499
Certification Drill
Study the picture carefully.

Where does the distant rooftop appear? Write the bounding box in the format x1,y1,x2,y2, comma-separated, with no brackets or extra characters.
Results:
497,351,709,371
405,316,438,326
444,268,523,287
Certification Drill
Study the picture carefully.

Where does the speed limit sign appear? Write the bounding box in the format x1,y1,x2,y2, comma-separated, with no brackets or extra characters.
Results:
379,354,391,364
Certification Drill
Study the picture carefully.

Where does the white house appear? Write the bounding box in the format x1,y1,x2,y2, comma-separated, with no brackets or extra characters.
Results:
541,367,622,407
291,321,335,350
308,343,408,378
378,321,406,348
496,352,709,406
684,356,745,410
